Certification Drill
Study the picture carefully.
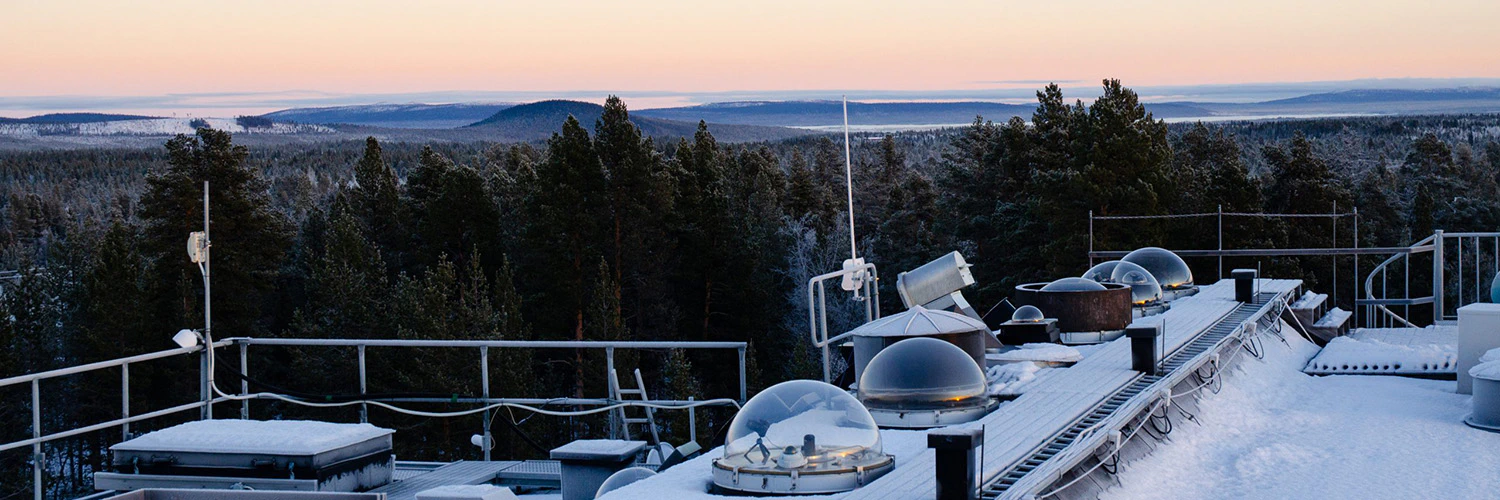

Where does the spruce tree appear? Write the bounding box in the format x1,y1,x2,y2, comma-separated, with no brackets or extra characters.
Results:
139,127,292,339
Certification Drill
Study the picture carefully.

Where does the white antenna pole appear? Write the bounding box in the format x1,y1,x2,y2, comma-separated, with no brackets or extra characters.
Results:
843,96,857,261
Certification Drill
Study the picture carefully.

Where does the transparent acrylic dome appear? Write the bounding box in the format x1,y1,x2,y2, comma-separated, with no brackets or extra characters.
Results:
1082,261,1122,283
858,337,987,410
1041,277,1107,292
721,380,883,471
596,467,655,498
1012,305,1045,323
1110,261,1162,305
1122,247,1193,289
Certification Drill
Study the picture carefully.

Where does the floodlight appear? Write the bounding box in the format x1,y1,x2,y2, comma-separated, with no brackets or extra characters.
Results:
173,329,202,349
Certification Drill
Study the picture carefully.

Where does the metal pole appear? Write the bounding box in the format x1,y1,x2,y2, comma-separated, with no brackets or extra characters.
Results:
480,346,491,461
202,180,213,420
1331,202,1338,310
357,345,368,424
239,341,249,419
738,346,748,403
1354,208,1360,327
1088,210,1095,268
687,396,697,444
842,96,857,262
1435,230,1445,322
818,282,830,383
605,347,617,440
1218,205,1224,280
121,363,130,440
32,379,42,500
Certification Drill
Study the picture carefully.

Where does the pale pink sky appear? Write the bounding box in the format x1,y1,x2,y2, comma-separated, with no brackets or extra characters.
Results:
3,0,1498,100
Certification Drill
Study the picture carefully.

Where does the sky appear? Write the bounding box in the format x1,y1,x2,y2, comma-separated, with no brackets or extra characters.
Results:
3,0,1499,116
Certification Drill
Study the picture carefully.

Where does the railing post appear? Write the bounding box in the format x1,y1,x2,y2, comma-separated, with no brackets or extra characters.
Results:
819,281,830,383
1353,207,1360,327
200,344,210,420
32,379,42,500
239,340,249,419
358,345,368,424
688,396,697,444
121,363,130,440
738,346,747,404
605,347,617,440
480,346,491,461
1218,205,1224,280
1088,210,1095,269
1434,230,1445,322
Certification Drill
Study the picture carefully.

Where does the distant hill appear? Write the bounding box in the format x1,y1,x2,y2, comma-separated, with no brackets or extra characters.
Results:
1264,88,1500,105
263,103,514,129
0,113,157,124
467,100,809,142
635,101,1038,127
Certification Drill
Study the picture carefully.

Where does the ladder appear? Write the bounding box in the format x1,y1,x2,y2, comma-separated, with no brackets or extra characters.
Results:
609,369,661,444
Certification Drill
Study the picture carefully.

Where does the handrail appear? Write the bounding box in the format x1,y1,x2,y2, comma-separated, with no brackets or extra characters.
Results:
1361,231,1500,327
0,340,231,388
1361,233,1436,328
806,262,879,382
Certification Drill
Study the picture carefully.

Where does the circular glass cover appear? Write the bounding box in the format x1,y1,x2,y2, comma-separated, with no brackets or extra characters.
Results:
1082,261,1122,283
858,337,987,409
1122,247,1193,289
1012,305,1045,323
596,467,655,497
1041,277,1108,292
1110,261,1163,305
721,380,883,471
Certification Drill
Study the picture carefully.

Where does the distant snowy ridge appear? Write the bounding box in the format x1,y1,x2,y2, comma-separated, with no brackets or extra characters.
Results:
0,117,333,137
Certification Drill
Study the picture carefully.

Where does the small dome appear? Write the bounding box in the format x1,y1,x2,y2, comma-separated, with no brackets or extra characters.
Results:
596,467,656,498
1122,247,1193,289
1041,277,1107,292
846,305,988,338
1082,261,1122,283
1110,261,1163,305
721,380,884,471
858,338,988,410
1012,305,1045,323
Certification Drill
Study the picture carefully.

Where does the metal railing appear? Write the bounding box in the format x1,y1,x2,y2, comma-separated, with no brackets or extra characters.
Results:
0,340,232,500
807,262,879,383
0,337,747,500
1361,230,1500,326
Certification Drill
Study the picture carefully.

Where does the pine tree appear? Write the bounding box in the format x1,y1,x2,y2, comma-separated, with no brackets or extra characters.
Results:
349,137,408,271
139,127,293,339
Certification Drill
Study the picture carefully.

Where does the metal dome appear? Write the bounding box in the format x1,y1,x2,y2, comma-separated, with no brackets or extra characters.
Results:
858,338,988,410
846,305,988,338
1041,277,1108,292
1082,261,1122,283
1110,261,1163,305
720,380,884,471
1122,247,1194,289
1012,305,1045,323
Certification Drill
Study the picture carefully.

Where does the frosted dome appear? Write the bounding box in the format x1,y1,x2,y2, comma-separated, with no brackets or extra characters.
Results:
595,467,655,498
1110,261,1163,305
1012,305,1045,323
1122,247,1193,289
1041,277,1107,292
721,380,883,472
858,337,987,410
1082,261,1122,283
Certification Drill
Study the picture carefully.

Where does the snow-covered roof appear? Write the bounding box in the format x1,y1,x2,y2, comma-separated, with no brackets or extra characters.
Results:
111,419,392,456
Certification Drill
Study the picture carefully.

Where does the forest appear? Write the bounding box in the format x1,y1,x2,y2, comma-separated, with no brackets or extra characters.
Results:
3,80,1500,498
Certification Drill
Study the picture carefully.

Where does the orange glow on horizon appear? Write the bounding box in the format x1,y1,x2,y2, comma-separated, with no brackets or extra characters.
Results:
2,0,1497,98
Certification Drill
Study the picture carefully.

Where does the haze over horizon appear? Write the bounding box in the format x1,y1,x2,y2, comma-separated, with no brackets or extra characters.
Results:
4,0,1499,116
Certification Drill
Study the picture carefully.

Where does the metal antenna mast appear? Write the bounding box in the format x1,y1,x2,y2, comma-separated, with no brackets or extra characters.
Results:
843,96,857,261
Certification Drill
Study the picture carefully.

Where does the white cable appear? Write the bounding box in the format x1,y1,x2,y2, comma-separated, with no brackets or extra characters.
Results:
211,384,737,419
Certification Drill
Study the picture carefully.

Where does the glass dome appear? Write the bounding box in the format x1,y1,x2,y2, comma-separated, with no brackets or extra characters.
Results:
857,337,987,410
1082,261,1122,283
595,467,655,497
1122,247,1193,289
1110,261,1162,305
1041,277,1107,292
1012,305,1045,323
721,380,883,471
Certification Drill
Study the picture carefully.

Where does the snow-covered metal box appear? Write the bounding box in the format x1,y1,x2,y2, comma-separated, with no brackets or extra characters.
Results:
105,420,395,492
